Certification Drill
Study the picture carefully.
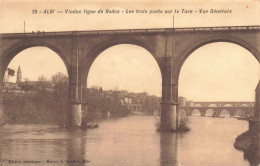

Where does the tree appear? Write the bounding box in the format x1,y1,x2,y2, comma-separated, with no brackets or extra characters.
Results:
51,72,69,102
37,75,50,90
51,72,69,125
51,72,68,85
91,85,99,90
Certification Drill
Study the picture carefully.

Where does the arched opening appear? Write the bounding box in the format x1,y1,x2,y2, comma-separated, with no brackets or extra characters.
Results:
176,37,260,166
178,41,259,125
220,109,230,118
85,44,162,120
191,109,201,116
223,104,232,107
179,42,259,102
205,109,214,117
3,47,69,125
234,109,242,117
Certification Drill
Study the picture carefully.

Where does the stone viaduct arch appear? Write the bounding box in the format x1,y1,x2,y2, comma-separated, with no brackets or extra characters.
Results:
80,41,163,124
80,39,162,89
0,39,71,75
0,26,260,130
173,33,260,83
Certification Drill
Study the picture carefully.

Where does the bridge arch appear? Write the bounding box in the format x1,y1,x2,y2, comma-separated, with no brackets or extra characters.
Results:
0,42,70,125
191,109,201,116
205,109,215,117
175,36,260,82
1,40,70,81
81,43,162,118
223,104,233,107
220,109,230,117
235,109,243,117
80,40,162,87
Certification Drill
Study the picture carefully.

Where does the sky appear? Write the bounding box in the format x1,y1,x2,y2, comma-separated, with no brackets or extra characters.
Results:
1,0,260,101
179,42,260,101
7,47,67,82
87,44,161,94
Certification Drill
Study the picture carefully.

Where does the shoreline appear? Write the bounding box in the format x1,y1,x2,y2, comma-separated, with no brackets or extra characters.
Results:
234,127,260,166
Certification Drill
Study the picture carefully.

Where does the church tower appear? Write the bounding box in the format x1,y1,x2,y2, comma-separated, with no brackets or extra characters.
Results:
16,65,22,83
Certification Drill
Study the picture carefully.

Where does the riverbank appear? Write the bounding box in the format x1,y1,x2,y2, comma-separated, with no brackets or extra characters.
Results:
234,127,260,166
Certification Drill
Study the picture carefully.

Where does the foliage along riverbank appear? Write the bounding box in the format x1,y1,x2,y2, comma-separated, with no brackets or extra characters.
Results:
3,73,70,125
155,113,190,133
3,73,161,126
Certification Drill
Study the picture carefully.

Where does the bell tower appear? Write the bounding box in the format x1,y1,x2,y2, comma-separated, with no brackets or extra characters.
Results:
16,65,22,83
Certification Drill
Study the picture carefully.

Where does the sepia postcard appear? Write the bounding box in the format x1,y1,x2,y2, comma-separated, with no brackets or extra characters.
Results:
0,0,260,166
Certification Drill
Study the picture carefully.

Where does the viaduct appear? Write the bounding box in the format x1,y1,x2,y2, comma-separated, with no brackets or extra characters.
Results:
0,25,260,130
179,101,255,117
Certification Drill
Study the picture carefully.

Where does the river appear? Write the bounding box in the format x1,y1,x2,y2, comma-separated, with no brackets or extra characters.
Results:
0,116,253,166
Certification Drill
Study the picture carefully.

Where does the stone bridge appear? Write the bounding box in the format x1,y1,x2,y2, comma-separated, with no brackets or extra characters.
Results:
0,25,260,130
179,106,255,117
191,101,255,107
179,100,255,117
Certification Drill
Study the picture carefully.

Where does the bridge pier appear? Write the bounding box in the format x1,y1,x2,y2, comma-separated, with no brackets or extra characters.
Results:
0,83,4,125
255,81,260,118
68,83,88,128
67,36,88,128
159,35,179,131
160,77,178,131
70,102,82,127
161,101,178,131
185,108,192,116
228,109,236,117
200,108,207,117
0,103,3,125
213,108,221,117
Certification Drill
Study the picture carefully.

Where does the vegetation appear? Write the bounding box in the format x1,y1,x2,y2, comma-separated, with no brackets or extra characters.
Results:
237,109,254,118
85,87,130,121
4,73,161,126
4,72,69,125
155,111,190,132
177,116,190,132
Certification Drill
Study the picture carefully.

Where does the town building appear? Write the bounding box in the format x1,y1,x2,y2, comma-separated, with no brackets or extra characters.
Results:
3,68,15,83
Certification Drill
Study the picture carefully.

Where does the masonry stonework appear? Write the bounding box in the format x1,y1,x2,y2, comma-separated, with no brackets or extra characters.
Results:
0,26,259,129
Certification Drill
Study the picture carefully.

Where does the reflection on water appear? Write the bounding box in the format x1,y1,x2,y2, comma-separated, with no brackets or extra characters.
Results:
67,129,88,166
160,132,177,166
0,116,257,166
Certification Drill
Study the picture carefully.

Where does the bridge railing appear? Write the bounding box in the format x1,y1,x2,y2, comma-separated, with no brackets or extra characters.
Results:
174,25,260,32
1,25,260,37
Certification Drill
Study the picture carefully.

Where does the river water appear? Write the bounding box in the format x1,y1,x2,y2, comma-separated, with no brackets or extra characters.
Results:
0,116,253,166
